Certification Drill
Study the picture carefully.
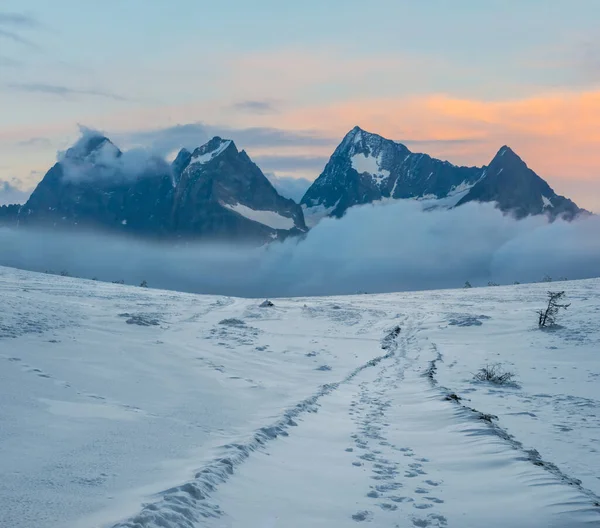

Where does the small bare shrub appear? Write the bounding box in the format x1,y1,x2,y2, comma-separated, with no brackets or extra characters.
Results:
473,364,516,385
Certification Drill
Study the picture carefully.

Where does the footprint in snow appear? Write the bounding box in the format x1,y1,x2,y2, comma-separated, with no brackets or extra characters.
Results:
389,496,413,503
352,511,373,522
414,503,433,510
412,513,448,527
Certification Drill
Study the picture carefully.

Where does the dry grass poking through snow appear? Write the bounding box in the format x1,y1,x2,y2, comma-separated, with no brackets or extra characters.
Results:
473,364,517,386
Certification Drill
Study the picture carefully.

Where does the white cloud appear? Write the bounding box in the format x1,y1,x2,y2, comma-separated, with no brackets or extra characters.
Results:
1,200,598,297
57,126,170,182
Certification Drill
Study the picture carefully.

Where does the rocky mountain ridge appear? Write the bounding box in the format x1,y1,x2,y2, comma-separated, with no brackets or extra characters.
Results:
301,126,583,224
1,126,585,241
14,134,306,242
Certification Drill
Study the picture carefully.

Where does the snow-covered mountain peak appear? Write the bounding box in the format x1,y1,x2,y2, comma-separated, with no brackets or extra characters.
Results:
188,137,236,167
172,135,307,239
301,128,480,218
302,127,583,223
339,126,404,157
340,125,365,146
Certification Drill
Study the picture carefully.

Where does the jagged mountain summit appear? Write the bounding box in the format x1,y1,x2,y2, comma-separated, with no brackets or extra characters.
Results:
5,126,584,240
170,137,306,239
301,126,582,224
17,134,306,242
455,145,581,219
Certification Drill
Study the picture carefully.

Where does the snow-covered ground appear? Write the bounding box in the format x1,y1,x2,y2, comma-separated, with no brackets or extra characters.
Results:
1,266,599,528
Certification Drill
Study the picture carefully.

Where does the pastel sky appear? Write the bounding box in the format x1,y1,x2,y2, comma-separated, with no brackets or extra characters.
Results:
1,0,600,210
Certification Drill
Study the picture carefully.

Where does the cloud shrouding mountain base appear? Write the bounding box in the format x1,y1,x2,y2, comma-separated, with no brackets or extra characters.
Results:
0,201,598,297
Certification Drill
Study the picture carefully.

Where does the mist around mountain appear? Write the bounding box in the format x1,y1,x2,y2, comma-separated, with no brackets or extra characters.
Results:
2,125,587,242
13,129,306,243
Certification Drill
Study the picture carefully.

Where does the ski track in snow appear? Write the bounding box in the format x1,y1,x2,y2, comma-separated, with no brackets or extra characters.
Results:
1,267,600,527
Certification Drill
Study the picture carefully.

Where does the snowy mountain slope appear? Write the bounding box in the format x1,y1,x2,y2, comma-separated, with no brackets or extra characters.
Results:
0,267,599,528
301,127,583,223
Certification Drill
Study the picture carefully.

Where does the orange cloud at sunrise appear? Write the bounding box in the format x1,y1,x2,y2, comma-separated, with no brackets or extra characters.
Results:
265,90,600,201
2,85,600,211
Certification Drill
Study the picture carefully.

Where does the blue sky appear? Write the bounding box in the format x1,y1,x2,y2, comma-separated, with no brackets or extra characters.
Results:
1,0,600,209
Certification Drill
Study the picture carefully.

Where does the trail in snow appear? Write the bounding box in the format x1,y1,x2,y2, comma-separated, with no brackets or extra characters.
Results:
199,315,600,528
424,343,600,507
1,267,600,527
112,325,403,528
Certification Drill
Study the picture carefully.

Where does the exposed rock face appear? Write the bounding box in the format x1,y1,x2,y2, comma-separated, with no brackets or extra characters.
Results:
18,135,306,242
456,146,582,219
171,137,306,241
301,127,583,223
301,127,482,225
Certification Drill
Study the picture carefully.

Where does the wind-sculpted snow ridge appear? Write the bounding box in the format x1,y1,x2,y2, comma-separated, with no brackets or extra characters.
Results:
423,343,600,510
111,326,402,528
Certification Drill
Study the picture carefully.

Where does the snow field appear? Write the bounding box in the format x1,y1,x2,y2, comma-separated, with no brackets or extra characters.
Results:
1,266,599,527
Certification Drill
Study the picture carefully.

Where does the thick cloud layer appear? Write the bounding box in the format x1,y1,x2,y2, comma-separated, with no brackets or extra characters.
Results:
0,201,598,297
57,127,171,182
